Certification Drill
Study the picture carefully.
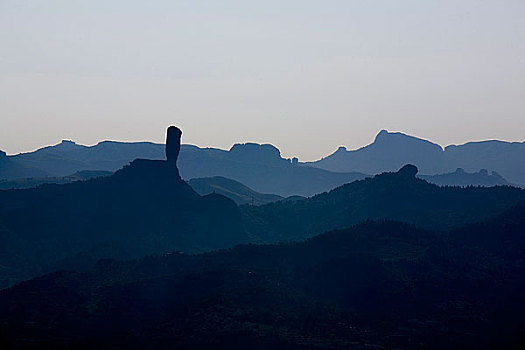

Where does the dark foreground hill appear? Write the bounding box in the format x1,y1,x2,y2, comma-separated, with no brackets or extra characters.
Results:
0,163,523,289
1,206,524,349
0,172,284,206
0,159,248,289
243,164,525,242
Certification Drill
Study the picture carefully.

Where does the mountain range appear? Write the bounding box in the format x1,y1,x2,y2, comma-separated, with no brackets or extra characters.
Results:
1,141,365,197
243,164,524,242
1,126,524,348
309,130,525,186
0,160,522,289
1,129,523,197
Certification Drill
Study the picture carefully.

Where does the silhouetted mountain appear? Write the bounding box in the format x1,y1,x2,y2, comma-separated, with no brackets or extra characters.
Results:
4,141,366,197
0,159,250,288
179,146,366,197
311,130,445,174
0,150,48,180
0,170,112,190
188,176,283,205
310,130,525,186
0,172,284,205
1,161,523,289
444,139,525,186
0,127,251,289
5,130,524,193
1,206,524,349
7,140,165,177
420,168,512,187
243,164,525,242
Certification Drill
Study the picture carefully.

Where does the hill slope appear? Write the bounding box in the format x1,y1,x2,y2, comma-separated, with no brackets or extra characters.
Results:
243,164,525,242
188,176,283,205
1,207,524,349
0,159,248,289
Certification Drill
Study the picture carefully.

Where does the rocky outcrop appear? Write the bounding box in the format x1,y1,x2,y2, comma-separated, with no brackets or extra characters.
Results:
397,164,418,177
166,126,182,166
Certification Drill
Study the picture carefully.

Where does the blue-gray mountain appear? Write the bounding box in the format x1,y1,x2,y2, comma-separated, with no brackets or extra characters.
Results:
188,176,285,206
309,130,525,186
0,150,48,179
1,141,366,197
1,129,523,195
418,168,511,187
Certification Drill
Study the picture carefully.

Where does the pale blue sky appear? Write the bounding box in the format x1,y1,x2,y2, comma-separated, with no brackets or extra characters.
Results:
1,0,524,160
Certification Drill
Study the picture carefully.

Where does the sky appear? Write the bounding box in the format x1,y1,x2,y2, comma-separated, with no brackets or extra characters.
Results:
1,0,524,161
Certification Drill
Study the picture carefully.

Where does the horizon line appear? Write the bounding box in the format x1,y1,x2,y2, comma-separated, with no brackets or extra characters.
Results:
3,129,525,162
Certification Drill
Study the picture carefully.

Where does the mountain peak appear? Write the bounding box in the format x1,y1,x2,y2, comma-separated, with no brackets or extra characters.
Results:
375,129,389,139
372,130,443,150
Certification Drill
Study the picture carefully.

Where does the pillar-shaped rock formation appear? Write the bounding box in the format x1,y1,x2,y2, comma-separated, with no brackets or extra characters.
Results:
166,126,182,167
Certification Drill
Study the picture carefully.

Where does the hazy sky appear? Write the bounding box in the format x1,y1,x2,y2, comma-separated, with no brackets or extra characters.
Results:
1,0,524,161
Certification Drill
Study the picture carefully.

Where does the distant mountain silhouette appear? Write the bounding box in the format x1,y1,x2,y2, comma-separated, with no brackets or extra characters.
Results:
3,141,366,197
4,130,524,192
0,128,249,288
8,139,165,177
310,130,525,186
0,150,49,179
244,164,525,242
1,206,524,349
310,130,445,174
178,143,367,197
188,176,283,205
419,168,512,187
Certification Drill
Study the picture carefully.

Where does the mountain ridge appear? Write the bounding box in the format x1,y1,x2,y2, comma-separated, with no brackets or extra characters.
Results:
310,129,525,185
3,140,367,197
